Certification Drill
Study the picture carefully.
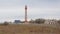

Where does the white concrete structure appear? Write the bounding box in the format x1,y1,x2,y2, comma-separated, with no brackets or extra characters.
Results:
44,19,58,24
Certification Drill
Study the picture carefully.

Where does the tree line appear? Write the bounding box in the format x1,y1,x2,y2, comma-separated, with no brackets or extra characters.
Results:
0,18,60,25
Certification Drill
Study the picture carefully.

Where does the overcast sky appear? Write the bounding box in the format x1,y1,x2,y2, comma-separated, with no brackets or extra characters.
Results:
0,0,60,22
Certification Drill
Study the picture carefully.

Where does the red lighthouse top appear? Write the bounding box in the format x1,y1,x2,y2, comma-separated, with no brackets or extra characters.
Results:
25,5,27,10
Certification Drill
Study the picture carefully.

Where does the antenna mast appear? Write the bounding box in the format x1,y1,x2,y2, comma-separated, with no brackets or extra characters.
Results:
25,5,27,23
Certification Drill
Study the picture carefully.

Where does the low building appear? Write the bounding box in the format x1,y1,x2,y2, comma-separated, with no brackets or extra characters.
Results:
44,19,58,24
14,20,21,24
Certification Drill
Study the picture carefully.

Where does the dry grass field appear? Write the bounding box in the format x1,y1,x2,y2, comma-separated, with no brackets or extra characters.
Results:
0,24,60,34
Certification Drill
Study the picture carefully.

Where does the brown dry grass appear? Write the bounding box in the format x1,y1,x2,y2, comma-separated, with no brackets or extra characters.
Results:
0,24,60,34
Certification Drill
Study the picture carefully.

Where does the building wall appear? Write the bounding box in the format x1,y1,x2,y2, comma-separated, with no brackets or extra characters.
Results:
44,20,58,24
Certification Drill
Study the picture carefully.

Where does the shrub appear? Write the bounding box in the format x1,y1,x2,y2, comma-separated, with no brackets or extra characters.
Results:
3,21,9,25
34,18,45,24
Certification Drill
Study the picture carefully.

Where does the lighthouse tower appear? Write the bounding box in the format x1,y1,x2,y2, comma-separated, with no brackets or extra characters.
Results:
25,5,27,23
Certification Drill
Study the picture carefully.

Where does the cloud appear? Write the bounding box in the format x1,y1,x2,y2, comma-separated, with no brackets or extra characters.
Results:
0,0,60,22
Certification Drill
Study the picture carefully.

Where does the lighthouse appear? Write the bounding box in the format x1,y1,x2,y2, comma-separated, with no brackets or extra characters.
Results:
25,5,27,23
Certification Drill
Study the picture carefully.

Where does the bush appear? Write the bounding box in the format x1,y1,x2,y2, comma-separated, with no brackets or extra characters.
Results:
34,18,45,24
29,19,35,23
58,20,60,24
3,21,9,25
29,18,45,24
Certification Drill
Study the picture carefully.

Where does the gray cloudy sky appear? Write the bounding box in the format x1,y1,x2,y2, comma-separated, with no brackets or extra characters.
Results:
0,0,60,22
